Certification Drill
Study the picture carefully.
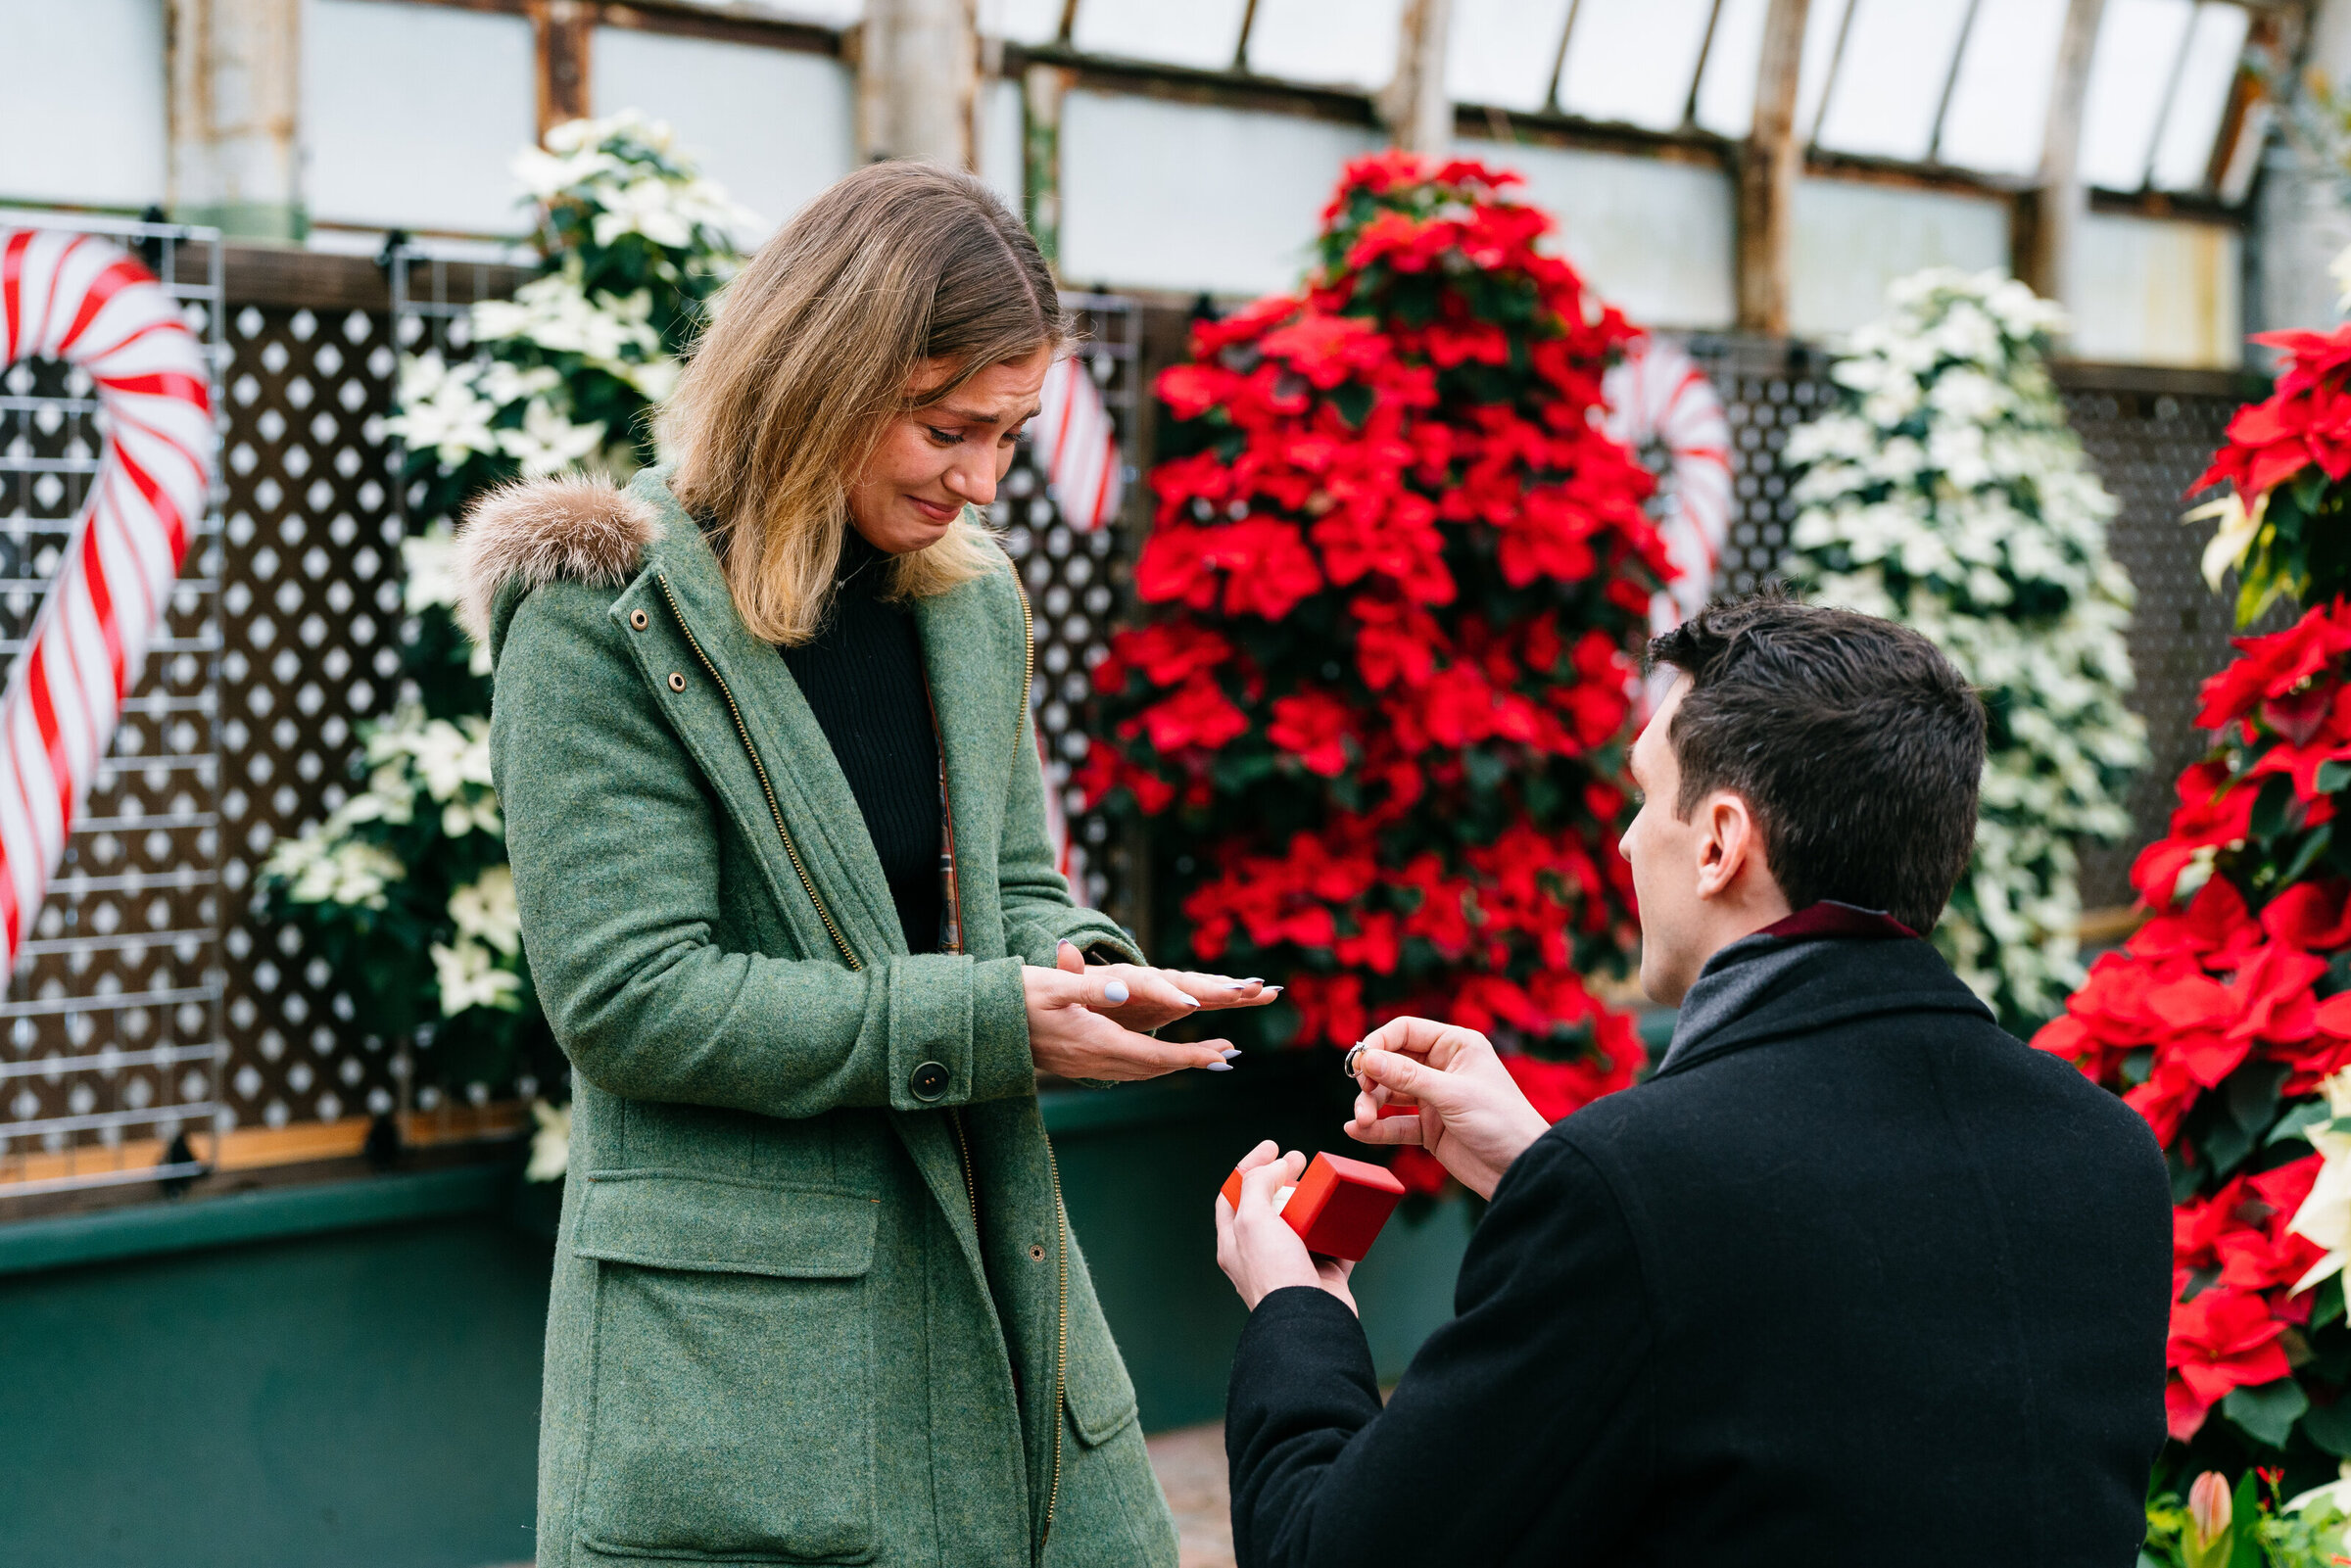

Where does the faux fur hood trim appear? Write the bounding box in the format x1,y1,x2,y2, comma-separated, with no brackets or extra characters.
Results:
455,476,663,644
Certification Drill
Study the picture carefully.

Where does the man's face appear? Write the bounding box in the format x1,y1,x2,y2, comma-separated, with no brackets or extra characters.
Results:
1619,677,1706,1006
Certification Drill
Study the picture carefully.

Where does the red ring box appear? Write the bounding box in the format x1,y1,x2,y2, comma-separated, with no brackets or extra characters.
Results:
1219,1151,1408,1261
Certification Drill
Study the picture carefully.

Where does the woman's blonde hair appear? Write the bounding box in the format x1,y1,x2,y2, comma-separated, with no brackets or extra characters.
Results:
663,162,1070,644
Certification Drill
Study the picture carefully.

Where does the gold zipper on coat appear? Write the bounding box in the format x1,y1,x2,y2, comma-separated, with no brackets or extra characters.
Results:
1039,1133,1070,1555
947,1107,980,1231
654,575,862,972
1012,570,1035,720
1010,564,1064,1555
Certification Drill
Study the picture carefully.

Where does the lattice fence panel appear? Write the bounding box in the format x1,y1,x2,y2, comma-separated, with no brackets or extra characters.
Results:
993,294,1144,921
0,224,227,1198
214,302,407,1133
2063,382,2256,908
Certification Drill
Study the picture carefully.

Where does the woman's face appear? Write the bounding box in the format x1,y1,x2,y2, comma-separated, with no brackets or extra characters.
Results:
845,346,1054,554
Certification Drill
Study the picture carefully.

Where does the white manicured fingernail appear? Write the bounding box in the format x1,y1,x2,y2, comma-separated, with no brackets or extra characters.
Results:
1178,992,1200,1007
1103,979,1129,1004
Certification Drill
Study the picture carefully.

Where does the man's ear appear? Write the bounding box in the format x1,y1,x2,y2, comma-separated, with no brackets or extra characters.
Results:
1692,789,1760,903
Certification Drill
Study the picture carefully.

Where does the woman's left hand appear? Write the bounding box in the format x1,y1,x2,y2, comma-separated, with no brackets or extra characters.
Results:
1055,941,1277,1033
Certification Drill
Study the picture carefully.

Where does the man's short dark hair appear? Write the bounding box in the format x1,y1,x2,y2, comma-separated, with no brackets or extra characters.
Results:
1646,591,1987,935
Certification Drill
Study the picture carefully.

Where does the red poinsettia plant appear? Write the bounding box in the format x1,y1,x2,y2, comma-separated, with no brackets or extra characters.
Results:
2039,323,2351,1488
1082,155,1672,1190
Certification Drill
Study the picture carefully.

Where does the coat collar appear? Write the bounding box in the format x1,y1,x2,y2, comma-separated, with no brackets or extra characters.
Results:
631,470,910,960
1653,929,1995,1079
625,470,1027,960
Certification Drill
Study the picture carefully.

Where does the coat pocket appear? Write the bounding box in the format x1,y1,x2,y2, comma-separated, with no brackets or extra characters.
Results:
1061,1236,1140,1449
572,1172,882,1566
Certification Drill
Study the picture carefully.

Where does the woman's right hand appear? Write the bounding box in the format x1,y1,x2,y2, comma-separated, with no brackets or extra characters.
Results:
1023,966,1235,1081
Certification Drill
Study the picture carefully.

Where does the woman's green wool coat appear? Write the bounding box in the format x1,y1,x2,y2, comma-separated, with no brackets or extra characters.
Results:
464,470,1179,1568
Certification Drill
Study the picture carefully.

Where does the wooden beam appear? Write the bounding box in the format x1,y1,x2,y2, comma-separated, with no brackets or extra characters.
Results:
1024,61,1071,265
1735,0,1808,335
1378,0,1454,155
534,0,595,139
2019,0,2105,309
166,0,306,239
858,0,980,167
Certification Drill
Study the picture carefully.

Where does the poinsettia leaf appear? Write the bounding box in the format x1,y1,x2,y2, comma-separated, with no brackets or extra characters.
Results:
2320,759,2351,795
2318,1274,2348,1332
2249,776,2299,841
2279,823,2337,887
2302,1392,2351,1456
2222,1375,2309,1448
2226,1060,2290,1137
2268,1099,2330,1145
2200,1113,2256,1180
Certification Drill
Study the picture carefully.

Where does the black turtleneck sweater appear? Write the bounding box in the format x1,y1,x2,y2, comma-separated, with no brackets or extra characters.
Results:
778,532,942,955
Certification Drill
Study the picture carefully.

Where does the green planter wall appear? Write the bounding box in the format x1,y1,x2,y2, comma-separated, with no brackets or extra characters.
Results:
0,1059,1477,1568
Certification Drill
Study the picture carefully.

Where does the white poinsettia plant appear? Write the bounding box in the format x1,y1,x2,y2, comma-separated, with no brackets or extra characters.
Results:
1782,266,2148,1030
260,113,751,1161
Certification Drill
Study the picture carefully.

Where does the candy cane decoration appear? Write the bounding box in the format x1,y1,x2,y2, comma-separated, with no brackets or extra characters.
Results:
0,229,216,974
1602,335,1734,636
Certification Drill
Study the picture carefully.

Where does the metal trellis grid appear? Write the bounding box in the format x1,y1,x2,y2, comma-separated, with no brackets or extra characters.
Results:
0,211,228,1199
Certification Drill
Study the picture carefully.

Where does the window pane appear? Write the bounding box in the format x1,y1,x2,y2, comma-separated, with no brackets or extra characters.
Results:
2079,0,2195,191
979,0,1063,44
1694,0,1772,138
305,0,536,234
1557,0,1713,129
2150,2,2249,191
1813,0,1973,162
725,0,862,24
592,27,854,238
1447,0,1574,112
1795,0,1853,142
1936,0,2067,175
1072,0,1252,71
1248,0,1408,89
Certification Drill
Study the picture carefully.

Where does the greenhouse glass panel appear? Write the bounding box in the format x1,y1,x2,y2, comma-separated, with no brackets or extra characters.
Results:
1935,0,2066,176
1796,0,1854,143
1556,0,1712,130
733,0,863,24
1694,0,1772,139
2149,2,2249,191
2079,0,2195,191
978,0,1063,44
591,27,852,236
1447,0,1574,112
1247,0,1407,90
1812,0,1972,163
1071,0,1251,71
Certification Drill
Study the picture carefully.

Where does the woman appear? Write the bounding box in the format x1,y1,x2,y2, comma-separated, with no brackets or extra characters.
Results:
461,163,1269,1568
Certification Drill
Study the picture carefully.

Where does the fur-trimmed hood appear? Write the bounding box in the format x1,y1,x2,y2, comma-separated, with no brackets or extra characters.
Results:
454,475,663,645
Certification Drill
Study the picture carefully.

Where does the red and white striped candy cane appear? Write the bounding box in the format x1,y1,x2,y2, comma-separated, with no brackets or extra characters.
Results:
0,229,216,973
1602,335,1734,636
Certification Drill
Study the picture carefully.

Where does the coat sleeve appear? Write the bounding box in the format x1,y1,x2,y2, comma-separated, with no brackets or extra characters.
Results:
996,639,1143,970
1225,1132,1655,1568
493,583,1037,1119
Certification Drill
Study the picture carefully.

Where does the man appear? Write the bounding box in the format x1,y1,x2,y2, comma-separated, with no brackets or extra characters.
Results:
1214,595,2171,1566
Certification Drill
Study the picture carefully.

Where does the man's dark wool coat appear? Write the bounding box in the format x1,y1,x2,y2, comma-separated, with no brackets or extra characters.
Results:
1225,933,2172,1567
